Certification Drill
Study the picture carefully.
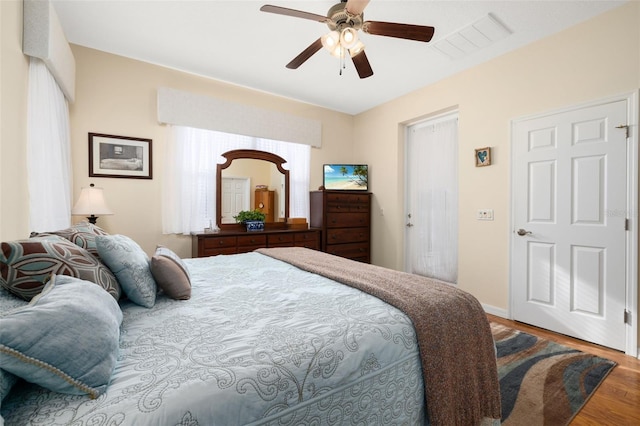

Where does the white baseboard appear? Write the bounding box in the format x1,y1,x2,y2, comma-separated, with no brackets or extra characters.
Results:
482,304,508,318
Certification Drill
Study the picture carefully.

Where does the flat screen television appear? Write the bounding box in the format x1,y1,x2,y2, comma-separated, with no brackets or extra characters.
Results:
323,164,368,191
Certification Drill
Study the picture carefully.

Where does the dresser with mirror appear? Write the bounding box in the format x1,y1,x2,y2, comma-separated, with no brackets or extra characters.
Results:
192,149,320,257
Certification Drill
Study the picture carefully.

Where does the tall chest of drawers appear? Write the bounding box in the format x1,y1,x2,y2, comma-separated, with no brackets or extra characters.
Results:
310,191,371,263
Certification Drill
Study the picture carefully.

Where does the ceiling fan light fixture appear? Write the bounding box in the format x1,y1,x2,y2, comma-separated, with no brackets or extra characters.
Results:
339,27,359,49
349,40,365,57
321,30,340,51
329,44,344,58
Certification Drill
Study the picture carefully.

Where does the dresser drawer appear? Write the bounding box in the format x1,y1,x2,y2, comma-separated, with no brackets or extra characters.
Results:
326,212,369,228
326,193,369,213
203,236,237,249
326,242,370,262
201,246,237,256
237,234,267,247
294,231,318,243
326,227,369,244
294,231,320,249
267,233,294,247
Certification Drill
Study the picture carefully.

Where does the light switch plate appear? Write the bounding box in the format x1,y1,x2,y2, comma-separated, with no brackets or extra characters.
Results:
477,209,494,220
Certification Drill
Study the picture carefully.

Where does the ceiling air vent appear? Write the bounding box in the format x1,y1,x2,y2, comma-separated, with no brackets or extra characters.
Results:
433,13,511,60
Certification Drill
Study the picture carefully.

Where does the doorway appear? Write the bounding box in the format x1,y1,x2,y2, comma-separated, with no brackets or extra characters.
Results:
405,112,459,283
510,93,638,354
221,177,249,224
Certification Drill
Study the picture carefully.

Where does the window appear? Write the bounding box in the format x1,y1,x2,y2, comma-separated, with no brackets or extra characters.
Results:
162,126,310,234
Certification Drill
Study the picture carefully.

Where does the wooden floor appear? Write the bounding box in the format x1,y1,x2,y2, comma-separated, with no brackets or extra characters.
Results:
488,314,640,426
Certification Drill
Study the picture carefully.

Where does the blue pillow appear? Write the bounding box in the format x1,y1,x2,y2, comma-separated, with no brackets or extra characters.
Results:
0,287,25,402
0,275,122,399
96,235,157,308
0,368,18,403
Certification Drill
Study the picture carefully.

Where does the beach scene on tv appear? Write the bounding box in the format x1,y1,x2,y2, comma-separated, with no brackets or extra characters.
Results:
324,164,368,190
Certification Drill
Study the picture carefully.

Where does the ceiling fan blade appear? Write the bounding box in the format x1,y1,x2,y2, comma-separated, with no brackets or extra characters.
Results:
363,21,435,42
345,0,370,16
286,38,323,69
260,5,327,22
351,50,374,79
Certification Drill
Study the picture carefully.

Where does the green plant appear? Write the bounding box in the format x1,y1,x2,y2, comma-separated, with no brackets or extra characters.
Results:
234,209,266,223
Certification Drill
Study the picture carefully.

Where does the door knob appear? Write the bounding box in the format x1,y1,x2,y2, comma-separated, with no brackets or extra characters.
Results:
516,228,532,236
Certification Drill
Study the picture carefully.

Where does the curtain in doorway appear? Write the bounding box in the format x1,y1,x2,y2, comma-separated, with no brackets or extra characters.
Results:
407,115,458,283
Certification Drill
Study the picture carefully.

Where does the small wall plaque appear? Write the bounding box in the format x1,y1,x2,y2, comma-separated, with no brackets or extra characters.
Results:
475,147,491,167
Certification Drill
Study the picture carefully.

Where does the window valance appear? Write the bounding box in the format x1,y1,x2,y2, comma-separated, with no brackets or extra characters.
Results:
157,87,322,148
23,0,75,102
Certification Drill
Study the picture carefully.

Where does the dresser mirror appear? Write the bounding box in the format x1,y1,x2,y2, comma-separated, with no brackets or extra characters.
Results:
216,149,290,230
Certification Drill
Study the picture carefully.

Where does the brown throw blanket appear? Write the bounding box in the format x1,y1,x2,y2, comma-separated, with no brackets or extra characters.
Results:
257,247,501,426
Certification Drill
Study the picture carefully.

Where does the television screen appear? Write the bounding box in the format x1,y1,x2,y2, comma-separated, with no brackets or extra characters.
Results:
323,164,368,191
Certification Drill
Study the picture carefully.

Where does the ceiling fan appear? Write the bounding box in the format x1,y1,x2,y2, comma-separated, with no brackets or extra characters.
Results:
260,0,435,79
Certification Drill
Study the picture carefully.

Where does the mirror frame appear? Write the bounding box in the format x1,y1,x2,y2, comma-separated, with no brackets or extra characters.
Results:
216,149,290,231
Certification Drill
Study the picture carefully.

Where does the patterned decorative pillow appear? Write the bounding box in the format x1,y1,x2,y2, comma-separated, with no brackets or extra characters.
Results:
0,274,122,398
31,221,109,260
0,236,121,301
150,246,191,300
96,235,157,308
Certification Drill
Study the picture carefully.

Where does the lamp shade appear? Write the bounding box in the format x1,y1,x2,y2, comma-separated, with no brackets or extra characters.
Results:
72,184,113,218
349,40,366,57
340,28,359,49
321,30,340,51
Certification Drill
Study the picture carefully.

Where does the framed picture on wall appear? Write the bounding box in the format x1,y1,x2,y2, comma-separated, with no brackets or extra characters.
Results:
89,133,152,179
475,147,491,167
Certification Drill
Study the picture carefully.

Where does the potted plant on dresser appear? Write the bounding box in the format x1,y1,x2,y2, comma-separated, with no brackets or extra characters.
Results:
234,209,267,232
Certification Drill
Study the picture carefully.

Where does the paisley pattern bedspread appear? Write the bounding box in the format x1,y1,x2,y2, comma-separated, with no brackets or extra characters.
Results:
1,252,425,425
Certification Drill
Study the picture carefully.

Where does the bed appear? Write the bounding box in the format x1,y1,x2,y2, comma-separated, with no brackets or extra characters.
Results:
100,158,143,171
1,224,500,426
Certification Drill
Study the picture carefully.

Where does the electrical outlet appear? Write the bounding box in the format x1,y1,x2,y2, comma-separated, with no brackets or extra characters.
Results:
477,209,494,220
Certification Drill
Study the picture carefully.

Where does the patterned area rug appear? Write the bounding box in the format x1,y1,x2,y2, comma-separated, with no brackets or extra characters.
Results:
491,322,616,426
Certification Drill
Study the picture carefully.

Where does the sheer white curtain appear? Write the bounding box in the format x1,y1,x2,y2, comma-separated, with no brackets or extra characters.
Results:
162,126,310,234
406,115,458,282
27,57,72,232
254,138,310,218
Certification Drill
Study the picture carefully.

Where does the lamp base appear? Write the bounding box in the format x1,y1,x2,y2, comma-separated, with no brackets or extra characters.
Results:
86,215,98,224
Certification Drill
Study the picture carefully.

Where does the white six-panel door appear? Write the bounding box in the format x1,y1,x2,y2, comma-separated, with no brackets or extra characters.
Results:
511,99,628,351
221,177,249,224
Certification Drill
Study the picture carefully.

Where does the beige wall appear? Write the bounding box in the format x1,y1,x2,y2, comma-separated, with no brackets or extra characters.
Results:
354,2,640,311
69,45,354,258
0,0,30,241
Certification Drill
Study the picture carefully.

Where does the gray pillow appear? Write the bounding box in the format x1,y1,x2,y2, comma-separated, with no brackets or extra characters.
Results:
0,275,122,399
0,368,19,403
0,287,26,402
150,246,191,300
96,235,157,308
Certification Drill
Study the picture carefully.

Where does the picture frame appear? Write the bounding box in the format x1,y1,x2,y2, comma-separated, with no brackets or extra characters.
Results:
89,133,152,179
475,147,491,167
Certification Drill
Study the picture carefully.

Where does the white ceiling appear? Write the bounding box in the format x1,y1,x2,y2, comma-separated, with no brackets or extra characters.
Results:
51,0,626,115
